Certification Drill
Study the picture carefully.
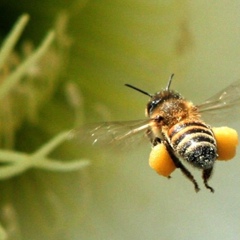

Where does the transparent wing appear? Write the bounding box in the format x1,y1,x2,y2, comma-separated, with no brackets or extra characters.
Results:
197,79,240,125
68,119,152,148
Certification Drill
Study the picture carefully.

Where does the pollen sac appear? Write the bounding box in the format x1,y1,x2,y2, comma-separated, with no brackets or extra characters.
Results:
212,127,239,161
149,143,176,177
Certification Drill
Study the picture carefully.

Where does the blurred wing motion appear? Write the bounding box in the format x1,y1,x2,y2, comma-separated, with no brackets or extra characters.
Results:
198,79,240,124
69,120,151,147
69,80,240,147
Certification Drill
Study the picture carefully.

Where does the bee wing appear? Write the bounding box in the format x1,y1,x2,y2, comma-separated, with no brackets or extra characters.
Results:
69,119,152,148
197,79,240,124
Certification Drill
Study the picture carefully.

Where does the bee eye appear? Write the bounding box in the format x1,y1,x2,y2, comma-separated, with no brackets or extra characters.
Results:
147,100,160,115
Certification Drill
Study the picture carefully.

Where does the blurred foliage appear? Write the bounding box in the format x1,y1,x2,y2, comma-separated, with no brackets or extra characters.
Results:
0,7,90,240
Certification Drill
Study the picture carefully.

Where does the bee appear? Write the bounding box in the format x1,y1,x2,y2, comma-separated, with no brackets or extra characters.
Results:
71,74,240,192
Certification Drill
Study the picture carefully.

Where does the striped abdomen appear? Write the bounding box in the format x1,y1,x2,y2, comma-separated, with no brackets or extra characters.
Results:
168,121,217,169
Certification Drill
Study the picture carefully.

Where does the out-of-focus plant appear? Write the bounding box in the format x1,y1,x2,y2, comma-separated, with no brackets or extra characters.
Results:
0,14,89,240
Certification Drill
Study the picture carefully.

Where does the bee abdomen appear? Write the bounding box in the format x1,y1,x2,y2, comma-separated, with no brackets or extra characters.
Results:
169,121,217,169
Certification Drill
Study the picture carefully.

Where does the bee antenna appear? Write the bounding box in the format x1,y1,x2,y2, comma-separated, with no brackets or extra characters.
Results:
125,84,152,97
166,73,174,91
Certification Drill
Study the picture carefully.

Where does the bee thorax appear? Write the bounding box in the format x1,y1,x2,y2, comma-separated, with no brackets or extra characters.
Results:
151,99,200,128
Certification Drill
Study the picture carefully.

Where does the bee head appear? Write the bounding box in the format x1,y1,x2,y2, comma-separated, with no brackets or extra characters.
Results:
125,74,182,116
146,89,182,116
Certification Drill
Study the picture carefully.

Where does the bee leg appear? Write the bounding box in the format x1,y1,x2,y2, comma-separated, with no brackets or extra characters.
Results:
202,168,214,193
152,137,161,146
146,129,162,146
164,141,200,192
175,160,200,192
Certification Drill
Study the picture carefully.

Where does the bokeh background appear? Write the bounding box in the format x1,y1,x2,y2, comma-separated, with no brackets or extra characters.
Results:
0,1,240,239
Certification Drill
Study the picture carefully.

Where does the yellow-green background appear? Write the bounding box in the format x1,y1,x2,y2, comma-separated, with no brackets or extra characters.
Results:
0,1,240,239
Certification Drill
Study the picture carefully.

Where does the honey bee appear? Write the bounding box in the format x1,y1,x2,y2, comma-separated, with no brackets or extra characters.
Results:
71,74,240,192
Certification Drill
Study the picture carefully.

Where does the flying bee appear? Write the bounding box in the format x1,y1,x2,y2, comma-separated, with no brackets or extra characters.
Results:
71,74,240,192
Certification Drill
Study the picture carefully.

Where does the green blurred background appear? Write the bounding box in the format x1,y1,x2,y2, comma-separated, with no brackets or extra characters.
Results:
0,1,240,239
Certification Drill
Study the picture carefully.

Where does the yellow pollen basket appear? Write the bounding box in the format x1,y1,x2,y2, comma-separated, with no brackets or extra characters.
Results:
212,127,238,160
149,127,238,177
149,143,176,177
